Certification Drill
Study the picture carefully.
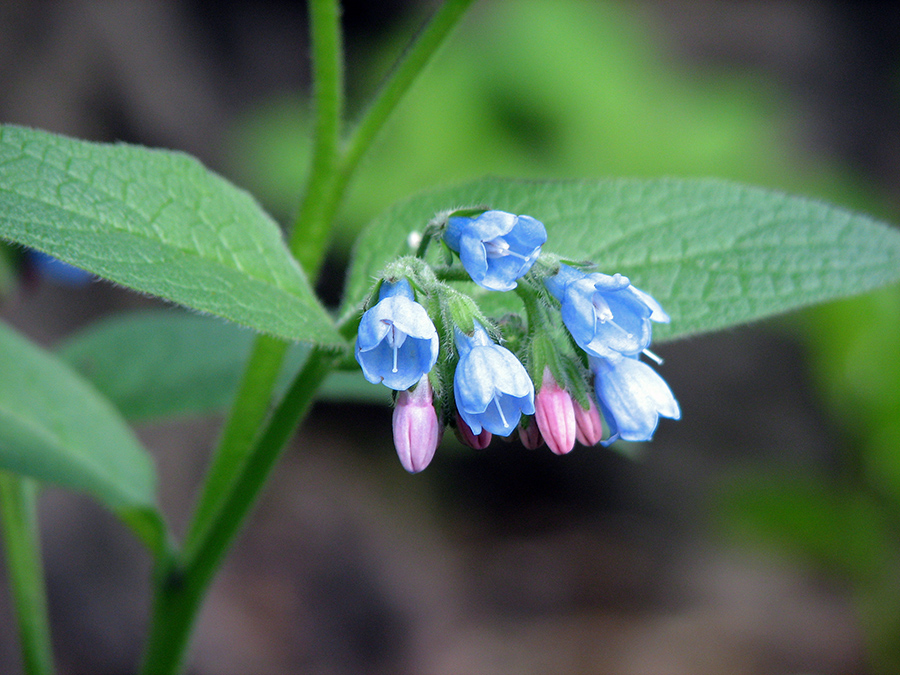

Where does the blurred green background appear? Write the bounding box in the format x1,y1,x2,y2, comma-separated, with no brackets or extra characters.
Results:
2,1,899,673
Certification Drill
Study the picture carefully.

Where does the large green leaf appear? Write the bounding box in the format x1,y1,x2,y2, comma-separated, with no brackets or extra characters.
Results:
0,125,341,345
57,310,386,421
0,321,164,553
342,177,900,340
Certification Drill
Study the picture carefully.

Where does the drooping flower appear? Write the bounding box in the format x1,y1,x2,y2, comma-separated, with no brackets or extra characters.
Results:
453,323,535,436
545,264,669,359
573,398,603,447
393,376,441,473
590,355,680,444
533,367,577,455
356,278,439,391
444,210,547,291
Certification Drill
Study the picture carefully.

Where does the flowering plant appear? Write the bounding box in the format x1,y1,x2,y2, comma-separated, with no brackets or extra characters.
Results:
0,1,899,674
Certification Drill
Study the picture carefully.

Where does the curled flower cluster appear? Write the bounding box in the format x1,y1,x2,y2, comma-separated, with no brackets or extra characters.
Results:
355,209,679,473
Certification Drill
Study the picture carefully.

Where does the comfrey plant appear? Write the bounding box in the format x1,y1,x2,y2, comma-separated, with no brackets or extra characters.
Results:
1,1,900,674
356,209,680,471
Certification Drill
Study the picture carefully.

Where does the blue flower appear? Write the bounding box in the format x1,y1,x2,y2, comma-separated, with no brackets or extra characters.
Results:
590,355,680,444
453,323,535,436
545,264,669,359
444,210,547,291
356,279,439,391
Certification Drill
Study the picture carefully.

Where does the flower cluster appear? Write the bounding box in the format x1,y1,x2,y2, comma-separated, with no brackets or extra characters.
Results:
355,209,679,472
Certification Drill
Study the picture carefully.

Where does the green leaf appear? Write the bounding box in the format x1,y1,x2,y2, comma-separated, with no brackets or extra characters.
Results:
0,321,165,553
343,177,900,341
57,310,386,421
0,125,341,346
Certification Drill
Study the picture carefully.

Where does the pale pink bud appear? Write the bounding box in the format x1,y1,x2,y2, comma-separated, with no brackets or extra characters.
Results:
518,418,544,450
534,368,576,455
574,397,604,446
393,377,440,473
455,410,492,449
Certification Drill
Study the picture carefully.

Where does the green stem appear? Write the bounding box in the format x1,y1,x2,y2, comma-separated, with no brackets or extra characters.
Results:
288,0,478,272
289,0,345,277
183,334,290,555
138,350,336,675
338,0,477,186
0,474,55,675
140,1,479,672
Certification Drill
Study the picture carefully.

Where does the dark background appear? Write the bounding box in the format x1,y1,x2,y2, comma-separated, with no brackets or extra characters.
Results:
2,1,900,673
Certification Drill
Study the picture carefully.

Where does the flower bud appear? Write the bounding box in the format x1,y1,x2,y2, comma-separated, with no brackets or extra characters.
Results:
518,417,544,450
454,411,492,449
534,368,576,455
574,397,603,446
392,377,441,473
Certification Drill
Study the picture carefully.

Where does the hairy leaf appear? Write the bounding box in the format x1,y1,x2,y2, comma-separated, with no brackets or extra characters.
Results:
0,322,164,553
343,177,900,341
0,125,340,345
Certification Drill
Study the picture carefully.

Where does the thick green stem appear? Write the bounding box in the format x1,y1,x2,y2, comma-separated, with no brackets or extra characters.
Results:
338,0,477,186
183,334,290,555
289,0,345,277
288,0,478,275
140,2,479,672
0,474,55,675
139,350,336,675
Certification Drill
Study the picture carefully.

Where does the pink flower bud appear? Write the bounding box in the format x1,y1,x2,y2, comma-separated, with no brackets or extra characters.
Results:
518,418,544,450
534,368,576,455
393,377,441,473
454,410,492,449
574,397,603,446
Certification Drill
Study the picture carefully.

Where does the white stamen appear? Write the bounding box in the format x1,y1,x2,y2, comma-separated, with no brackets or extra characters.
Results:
494,396,509,428
483,237,529,261
642,348,663,365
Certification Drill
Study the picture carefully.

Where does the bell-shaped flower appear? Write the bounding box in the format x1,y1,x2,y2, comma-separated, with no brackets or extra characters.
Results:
444,210,547,291
453,323,536,436
590,355,680,444
356,279,439,391
545,264,669,359
533,368,577,455
393,377,441,473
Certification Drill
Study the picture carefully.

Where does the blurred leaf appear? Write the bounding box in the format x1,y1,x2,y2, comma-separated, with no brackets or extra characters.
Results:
0,321,165,553
800,286,900,507
230,0,856,249
343,177,900,341
57,311,386,421
0,125,341,346
716,471,894,583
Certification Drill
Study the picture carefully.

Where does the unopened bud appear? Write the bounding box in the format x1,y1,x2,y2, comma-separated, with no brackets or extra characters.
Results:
454,410,492,449
393,377,441,473
534,368,576,455
574,397,603,446
518,417,544,450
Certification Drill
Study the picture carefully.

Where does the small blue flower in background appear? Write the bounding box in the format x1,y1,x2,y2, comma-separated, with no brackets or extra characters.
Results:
545,264,669,359
444,210,547,291
27,250,93,287
453,323,535,436
356,278,439,391
590,355,680,444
